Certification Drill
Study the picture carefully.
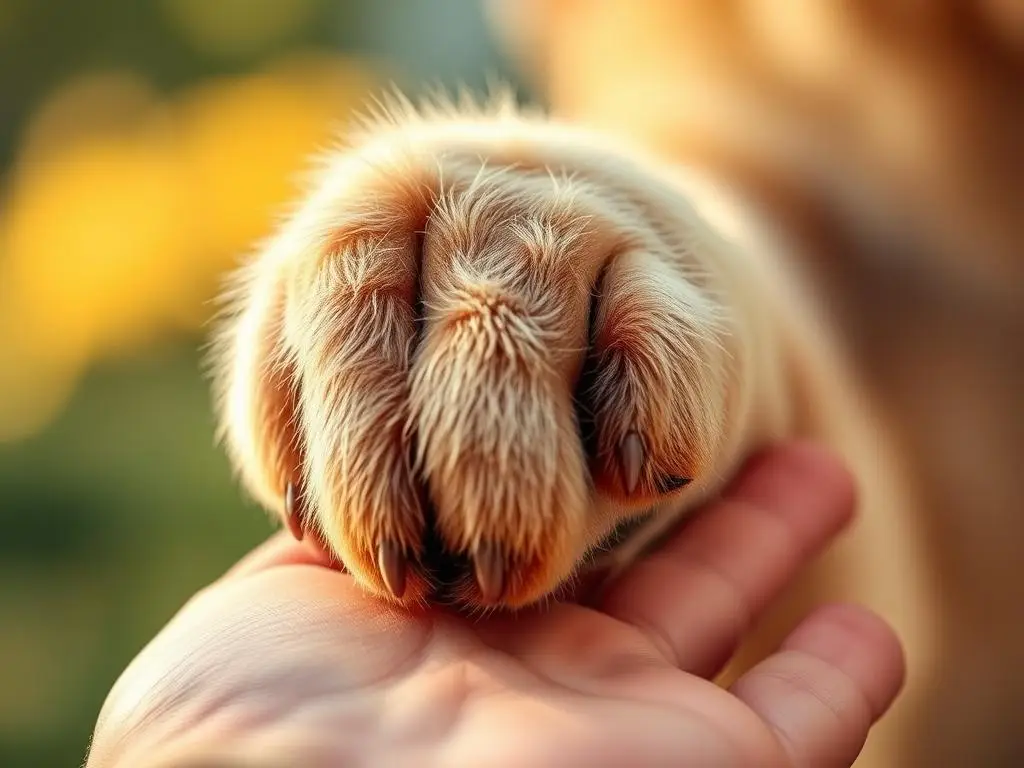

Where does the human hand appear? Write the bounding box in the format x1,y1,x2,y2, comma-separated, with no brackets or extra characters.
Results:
86,442,904,768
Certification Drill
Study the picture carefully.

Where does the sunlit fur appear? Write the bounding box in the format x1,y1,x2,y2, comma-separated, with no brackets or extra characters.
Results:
209,87,944,768
211,90,837,608
211,94,942,768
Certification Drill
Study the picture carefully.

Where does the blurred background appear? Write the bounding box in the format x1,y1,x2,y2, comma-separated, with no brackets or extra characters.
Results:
0,2,526,764
5,1,1024,766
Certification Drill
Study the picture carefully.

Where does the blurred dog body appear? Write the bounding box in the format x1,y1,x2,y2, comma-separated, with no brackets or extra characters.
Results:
488,1,1024,766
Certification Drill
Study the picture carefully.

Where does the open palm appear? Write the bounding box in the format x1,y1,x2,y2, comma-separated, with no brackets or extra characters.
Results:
88,444,904,768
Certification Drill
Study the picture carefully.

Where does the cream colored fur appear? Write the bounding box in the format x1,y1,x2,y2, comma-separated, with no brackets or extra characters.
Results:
212,93,939,768
214,96,763,603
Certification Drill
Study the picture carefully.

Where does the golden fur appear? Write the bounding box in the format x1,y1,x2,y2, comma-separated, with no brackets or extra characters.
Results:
212,89,938,768
485,1,1024,766
214,95,777,606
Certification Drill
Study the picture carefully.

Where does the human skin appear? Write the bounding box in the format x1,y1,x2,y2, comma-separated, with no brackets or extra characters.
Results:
86,442,905,768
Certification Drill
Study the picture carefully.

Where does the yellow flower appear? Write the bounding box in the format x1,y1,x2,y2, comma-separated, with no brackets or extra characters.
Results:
0,53,378,441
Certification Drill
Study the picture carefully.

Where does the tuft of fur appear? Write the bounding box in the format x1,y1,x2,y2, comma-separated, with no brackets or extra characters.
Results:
210,92,787,608
210,87,941,768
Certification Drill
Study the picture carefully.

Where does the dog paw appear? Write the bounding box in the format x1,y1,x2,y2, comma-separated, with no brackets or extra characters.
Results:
212,101,741,609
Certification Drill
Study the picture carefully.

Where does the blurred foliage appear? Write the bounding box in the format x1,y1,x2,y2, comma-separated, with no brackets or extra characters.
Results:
0,1,516,765
0,345,269,767
0,53,376,440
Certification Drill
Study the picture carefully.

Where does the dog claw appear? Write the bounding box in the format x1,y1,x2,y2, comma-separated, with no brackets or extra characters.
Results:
284,481,305,541
473,543,505,603
378,541,408,599
658,474,693,493
619,431,645,495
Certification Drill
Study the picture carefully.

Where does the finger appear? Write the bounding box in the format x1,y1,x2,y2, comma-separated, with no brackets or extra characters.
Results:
220,531,338,583
730,603,906,767
600,441,855,676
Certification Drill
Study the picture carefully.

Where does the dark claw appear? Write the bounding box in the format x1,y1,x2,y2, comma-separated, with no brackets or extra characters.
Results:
473,543,505,603
619,431,645,496
378,541,408,599
284,481,305,541
657,474,693,493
